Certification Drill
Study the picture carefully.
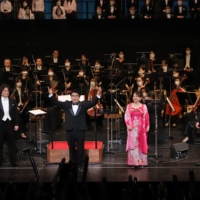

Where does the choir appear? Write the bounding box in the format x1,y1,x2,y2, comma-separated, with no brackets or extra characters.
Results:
0,0,200,19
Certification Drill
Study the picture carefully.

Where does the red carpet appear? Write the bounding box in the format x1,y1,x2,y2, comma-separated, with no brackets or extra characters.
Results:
48,141,103,150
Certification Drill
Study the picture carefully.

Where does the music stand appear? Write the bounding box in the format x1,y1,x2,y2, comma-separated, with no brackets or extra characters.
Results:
147,99,165,163
29,109,47,154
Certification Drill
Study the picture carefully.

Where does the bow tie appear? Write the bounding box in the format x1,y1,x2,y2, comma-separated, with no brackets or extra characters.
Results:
72,102,79,105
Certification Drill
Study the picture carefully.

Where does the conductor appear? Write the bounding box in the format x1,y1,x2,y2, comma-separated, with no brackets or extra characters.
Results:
48,86,102,172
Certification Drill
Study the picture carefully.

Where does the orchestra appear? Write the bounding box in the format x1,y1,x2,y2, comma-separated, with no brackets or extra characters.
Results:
0,50,199,146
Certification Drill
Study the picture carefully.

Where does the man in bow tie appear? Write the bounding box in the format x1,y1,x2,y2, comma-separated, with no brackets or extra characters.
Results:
0,84,19,167
48,86,102,172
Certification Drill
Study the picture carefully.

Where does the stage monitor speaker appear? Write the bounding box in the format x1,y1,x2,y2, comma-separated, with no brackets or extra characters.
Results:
170,142,189,160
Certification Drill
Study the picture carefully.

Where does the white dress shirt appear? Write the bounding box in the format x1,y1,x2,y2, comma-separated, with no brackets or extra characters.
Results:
185,54,191,68
32,0,45,12
1,97,11,121
179,6,182,13
0,0,12,13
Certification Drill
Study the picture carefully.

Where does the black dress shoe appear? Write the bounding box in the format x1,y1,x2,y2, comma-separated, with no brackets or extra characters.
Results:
78,167,84,173
11,163,21,167
196,162,200,166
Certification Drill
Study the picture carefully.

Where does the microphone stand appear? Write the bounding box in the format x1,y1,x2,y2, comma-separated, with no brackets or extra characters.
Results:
166,77,174,139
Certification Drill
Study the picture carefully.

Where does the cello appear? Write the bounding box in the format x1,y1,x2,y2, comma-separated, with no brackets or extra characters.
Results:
165,77,186,116
87,77,103,117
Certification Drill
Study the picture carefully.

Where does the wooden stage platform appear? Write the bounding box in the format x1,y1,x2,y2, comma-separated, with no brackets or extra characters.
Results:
1,121,200,183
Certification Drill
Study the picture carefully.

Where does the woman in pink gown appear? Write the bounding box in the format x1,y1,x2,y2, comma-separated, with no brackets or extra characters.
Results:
124,91,150,166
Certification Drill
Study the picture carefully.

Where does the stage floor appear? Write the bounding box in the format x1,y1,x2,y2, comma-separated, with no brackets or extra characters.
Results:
1,120,200,183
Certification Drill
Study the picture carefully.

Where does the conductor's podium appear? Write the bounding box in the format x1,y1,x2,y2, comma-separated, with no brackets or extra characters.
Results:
47,141,103,163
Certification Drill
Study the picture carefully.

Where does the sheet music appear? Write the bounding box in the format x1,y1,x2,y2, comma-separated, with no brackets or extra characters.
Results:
29,109,47,115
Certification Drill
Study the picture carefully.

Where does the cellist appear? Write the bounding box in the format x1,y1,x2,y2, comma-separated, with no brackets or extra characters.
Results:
85,75,104,129
165,76,185,127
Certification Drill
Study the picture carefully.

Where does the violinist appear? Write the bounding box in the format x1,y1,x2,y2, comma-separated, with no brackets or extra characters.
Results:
63,59,73,94
11,78,29,139
141,87,153,103
115,51,126,74
165,76,185,127
134,77,149,92
93,60,103,76
78,54,90,77
20,67,32,93
149,51,156,73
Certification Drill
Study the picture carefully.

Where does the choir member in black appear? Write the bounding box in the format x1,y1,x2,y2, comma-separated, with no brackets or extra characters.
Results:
160,0,173,13
93,6,106,19
20,67,32,93
182,95,200,143
115,51,126,74
105,0,120,19
63,59,73,94
188,0,200,18
94,0,107,12
183,47,196,87
126,0,139,13
173,0,188,18
11,78,29,139
126,6,140,19
162,5,174,18
140,0,153,19
0,0,13,20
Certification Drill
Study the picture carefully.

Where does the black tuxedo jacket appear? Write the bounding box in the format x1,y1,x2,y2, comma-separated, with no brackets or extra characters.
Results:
50,96,99,131
126,13,140,19
0,97,19,126
140,4,153,18
173,5,188,18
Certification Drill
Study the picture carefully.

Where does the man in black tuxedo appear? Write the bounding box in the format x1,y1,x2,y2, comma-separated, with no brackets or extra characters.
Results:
188,0,200,18
0,84,19,167
173,0,188,18
48,86,102,172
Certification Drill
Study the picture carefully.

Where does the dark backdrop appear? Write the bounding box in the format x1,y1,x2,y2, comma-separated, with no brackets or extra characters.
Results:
1,20,200,67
